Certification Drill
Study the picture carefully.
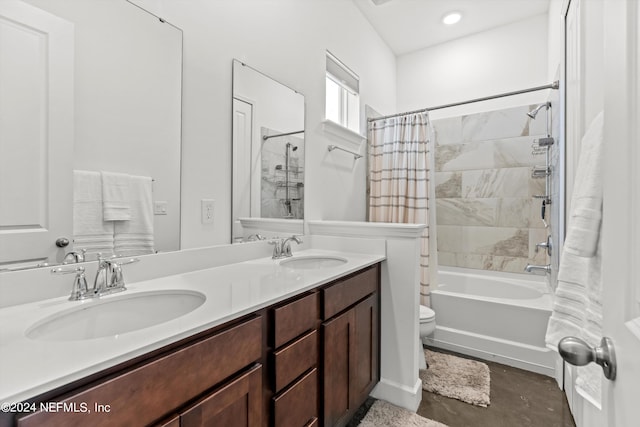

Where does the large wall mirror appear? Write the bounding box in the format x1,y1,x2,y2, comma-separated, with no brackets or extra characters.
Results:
231,60,305,242
0,0,182,269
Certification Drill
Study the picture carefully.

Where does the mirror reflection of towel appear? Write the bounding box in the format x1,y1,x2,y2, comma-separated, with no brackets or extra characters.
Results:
114,175,154,256
101,171,132,221
73,170,115,257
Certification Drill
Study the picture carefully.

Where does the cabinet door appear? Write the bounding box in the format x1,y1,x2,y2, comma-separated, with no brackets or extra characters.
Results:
322,309,355,427
181,364,262,427
353,293,379,406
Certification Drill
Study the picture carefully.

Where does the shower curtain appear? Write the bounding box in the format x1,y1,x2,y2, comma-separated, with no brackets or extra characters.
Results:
368,112,433,306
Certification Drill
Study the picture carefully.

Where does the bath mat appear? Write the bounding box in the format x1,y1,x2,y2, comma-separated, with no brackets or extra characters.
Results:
358,399,448,427
420,349,491,407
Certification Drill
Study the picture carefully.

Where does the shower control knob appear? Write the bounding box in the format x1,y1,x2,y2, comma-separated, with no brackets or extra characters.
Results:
558,336,617,380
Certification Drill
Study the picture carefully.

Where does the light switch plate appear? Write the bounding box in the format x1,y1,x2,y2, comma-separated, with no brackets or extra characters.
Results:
154,201,168,215
201,199,215,224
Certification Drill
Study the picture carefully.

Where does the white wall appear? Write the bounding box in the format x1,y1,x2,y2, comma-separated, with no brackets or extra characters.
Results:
547,0,565,81
397,14,550,120
133,0,397,249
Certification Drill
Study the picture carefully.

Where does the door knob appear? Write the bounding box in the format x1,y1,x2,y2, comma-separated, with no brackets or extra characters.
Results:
558,336,616,380
55,237,70,247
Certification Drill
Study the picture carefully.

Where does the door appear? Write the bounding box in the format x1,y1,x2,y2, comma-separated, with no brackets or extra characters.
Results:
563,1,640,425
180,364,263,427
232,97,253,241
353,293,379,406
0,1,73,268
599,1,640,425
322,308,355,427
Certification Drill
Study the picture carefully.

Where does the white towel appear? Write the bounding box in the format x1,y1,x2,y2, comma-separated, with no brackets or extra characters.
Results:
73,170,115,257
563,112,604,257
101,171,132,221
545,111,604,408
114,175,154,256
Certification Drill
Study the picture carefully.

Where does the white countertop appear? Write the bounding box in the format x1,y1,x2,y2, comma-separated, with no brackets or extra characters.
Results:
0,248,385,404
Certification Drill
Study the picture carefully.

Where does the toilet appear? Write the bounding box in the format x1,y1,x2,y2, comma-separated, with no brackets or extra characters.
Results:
418,305,436,370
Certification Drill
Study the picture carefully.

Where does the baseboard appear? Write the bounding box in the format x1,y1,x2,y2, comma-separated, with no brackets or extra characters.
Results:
425,326,556,377
370,377,422,412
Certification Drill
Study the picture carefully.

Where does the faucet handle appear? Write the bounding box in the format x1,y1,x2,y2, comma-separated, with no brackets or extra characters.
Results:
105,257,139,290
52,266,89,300
268,238,283,259
113,257,140,266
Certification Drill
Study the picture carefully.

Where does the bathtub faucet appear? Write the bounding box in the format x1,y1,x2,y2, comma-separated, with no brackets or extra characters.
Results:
524,264,551,274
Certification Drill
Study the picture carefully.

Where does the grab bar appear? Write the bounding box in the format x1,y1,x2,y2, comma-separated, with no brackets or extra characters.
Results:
327,144,362,160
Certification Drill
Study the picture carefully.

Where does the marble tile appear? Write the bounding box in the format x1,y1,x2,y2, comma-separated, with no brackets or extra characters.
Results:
432,116,463,146
437,225,529,257
462,168,531,198
496,198,544,228
436,198,499,226
435,172,462,198
435,225,463,253
528,174,546,197
436,137,540,172
461,106,531,142
437,251,533,273
434,144,464,171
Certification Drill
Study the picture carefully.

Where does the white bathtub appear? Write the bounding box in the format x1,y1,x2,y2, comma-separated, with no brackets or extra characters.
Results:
426,267,556,376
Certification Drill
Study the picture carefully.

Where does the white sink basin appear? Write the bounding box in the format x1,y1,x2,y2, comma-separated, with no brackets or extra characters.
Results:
280,256,348,270
26,290,206,341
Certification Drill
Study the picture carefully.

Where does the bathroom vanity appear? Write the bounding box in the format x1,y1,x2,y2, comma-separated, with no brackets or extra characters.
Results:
0,243,382,427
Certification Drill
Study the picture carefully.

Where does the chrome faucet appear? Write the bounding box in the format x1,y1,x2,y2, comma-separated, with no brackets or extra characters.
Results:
269,235,303,259
524,264,551,274
282,236,303,257
53,256,139,300
94,256,139,296
62,248,86,264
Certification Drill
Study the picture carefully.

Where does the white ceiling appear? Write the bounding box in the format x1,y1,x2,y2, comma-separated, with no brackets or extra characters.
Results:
352,0,550,56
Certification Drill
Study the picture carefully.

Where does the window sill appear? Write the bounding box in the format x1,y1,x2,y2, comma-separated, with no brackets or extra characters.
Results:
322,119,366,149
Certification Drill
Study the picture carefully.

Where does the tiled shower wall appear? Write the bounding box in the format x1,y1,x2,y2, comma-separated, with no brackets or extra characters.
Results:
433,105,550,273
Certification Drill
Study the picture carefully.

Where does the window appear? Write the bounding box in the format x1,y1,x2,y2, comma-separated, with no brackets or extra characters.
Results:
325,51,360,134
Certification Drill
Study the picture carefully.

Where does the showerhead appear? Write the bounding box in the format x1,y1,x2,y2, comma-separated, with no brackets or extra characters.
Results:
287,142,298,151
527,102,551,119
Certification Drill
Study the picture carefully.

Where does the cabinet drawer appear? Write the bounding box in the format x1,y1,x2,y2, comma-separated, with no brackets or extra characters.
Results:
273,329,318,393
273,368,318,427
272,292,318,348
17,316,263,427
322,264,379,319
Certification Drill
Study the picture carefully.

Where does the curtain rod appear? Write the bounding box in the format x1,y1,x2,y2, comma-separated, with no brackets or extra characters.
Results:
262,130,305,140
368,81,560,123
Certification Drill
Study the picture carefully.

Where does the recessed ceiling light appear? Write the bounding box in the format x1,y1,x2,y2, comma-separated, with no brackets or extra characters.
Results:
442,12,462,25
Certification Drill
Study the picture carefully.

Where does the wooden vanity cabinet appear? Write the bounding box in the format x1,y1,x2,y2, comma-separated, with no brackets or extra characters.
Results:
14,315,264,427
321,264,380,427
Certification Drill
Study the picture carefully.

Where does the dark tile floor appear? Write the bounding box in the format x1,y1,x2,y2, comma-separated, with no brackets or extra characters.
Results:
349,347,576,427
417,348,576,427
